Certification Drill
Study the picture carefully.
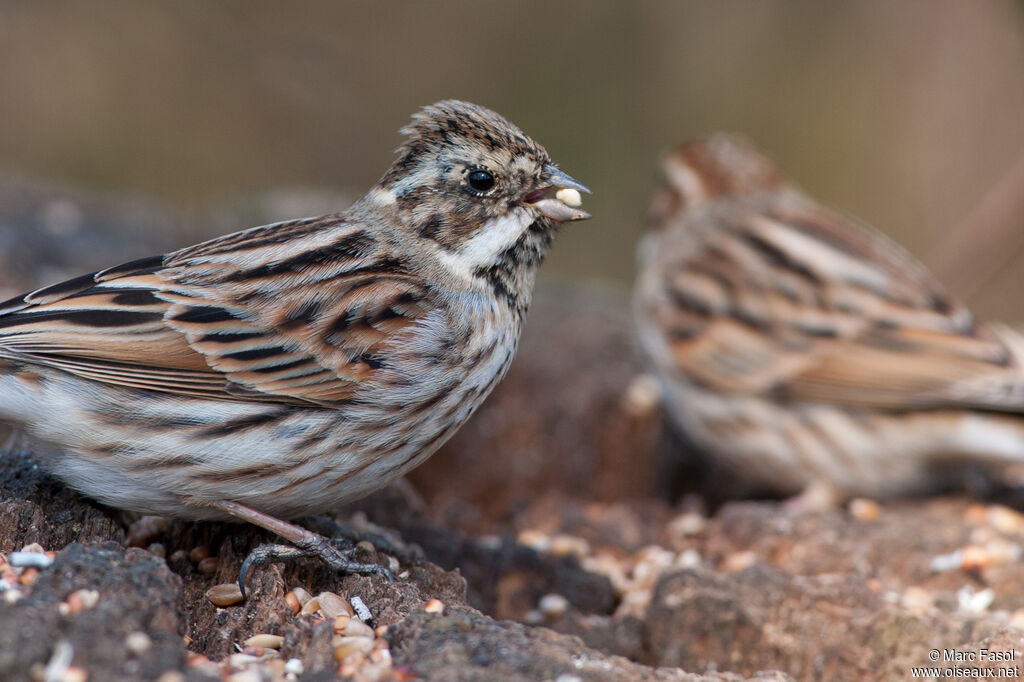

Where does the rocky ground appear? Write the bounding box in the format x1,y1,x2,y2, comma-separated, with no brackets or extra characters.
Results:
1,175,1023,681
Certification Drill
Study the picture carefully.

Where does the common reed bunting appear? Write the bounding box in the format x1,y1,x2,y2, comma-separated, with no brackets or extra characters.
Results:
634,134,1024,503
0,100,590,591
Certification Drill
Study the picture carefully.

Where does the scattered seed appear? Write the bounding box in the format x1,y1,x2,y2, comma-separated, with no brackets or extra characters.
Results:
676,549,702,569
517,529,551,553
668,512,707,538
197,557,219,576
423,598,445,614
125,631,152,655
332,615,351,633
188,546,210,563
848,498,882,522
334,635,374,661
931,549,963,573
961,545,989,572
621,373,661,417
343,618,375,639
244,634,283,649
291,587,312,606
62,666,88,682
523,610,544,625
227,652,263,668
265,659,287,676
988,505,1024,535
549,535,590,559
555,187,583,208
317,591,352,618
964,504,989,525
296,593,319,614
957,585,995,614
285,592,301,615
66,590,99,614
901,586,935,613
299,597,321,616
538,593,569,616
206,583,244,607
722,550,757,573
155,672,186,682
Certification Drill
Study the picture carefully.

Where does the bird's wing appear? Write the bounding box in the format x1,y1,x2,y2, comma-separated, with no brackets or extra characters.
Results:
0,216,435,406
645,137,1024,413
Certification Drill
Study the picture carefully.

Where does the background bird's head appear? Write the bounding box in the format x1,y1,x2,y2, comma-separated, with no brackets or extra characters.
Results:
372,100,589,274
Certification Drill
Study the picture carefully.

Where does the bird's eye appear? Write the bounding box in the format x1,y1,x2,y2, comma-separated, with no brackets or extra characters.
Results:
467,169,495,193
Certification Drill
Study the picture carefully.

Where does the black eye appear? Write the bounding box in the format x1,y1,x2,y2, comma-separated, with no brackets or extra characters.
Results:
467,169,495,192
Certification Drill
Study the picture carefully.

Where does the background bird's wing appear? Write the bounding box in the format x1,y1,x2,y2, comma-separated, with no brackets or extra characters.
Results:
646,138,1024,413
0,216,435,406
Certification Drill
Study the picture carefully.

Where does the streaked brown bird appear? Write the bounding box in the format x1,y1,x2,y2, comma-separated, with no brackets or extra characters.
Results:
0,100,590,590
634,134,1024,504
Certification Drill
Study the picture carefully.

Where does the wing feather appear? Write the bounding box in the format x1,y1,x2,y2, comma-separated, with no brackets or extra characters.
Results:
0,216,437,406
648,152,1024,413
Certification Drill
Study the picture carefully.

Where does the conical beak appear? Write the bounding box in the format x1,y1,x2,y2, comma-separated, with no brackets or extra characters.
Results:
524,164,592,222
544,164,591,194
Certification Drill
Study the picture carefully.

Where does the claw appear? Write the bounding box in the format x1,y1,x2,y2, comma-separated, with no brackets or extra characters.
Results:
237,539,394,601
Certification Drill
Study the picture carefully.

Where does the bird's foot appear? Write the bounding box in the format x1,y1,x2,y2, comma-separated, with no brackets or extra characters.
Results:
238,535,393,599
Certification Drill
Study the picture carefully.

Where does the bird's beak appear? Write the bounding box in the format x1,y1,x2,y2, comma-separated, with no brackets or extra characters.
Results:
523,164,592,222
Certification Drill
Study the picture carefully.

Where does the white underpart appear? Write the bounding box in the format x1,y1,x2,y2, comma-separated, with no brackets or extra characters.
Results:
436,206,535,280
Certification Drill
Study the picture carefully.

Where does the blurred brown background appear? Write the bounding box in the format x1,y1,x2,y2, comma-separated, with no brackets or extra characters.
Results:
1,1,1023,318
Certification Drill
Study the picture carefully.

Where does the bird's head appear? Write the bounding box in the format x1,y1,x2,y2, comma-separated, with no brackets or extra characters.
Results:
372,100,590,273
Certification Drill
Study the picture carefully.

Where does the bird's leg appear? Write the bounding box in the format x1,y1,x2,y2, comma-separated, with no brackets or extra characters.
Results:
207,500,394,600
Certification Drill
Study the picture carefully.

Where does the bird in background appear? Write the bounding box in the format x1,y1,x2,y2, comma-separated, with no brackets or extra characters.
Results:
634,134,1024,505
0,100,590,593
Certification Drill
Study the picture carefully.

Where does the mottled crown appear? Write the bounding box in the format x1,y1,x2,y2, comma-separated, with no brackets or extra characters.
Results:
384,100,547,183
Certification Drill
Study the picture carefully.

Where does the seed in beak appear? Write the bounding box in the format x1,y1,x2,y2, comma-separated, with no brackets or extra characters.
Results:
555,188,582,208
